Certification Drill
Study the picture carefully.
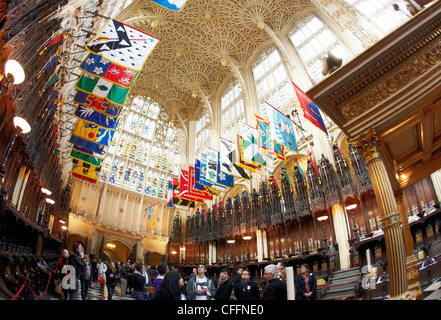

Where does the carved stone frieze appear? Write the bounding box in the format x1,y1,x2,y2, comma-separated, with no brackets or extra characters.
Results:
340,41,441,120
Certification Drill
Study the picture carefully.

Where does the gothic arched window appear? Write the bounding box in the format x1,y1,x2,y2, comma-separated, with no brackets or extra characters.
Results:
221,81,245,141
99,95,183,199
344,0,410,35
289,14,351,83
252,47,295,118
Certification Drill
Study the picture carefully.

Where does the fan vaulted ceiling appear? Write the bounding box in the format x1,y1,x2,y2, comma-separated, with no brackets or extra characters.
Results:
115,0,311,121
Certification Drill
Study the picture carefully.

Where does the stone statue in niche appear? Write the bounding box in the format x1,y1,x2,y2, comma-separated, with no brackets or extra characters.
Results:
321,50,342,76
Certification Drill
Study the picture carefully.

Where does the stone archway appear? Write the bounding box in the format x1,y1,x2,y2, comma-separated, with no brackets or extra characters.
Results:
145,251,165,267
67,234,87,253
103,239,132,263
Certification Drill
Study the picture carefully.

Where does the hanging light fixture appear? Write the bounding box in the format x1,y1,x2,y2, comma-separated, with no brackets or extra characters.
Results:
13,116,31,134
0,59,25,96
41,188,52,195
4,60,25,84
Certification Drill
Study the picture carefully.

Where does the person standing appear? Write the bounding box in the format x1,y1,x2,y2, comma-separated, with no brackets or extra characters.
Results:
186,264,216,300
56,249,69,300
67,243,85,300
295,264,317,300
143,264,151,288
152,270,186,300
89,254,98,288
276,261,286,279
133,263,146,300
213,268,233,300
120,262,130,296
79,254,93,300
232,266,243,287
105,261,120,300
262,264,287,300
234,268,260,300
153,263,168,294
97,258,107,291
190,267,197,280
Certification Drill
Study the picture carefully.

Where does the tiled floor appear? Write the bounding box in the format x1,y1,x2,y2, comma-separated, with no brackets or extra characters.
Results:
422,277,441,300
52,282,136,301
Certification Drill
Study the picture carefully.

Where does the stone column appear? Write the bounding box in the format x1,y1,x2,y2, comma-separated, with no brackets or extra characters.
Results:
332,203,351,270
352,128,410,300
431,169,441,202
395,190,422,299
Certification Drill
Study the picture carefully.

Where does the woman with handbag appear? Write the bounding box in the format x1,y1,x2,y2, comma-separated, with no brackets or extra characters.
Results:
97,258,107,291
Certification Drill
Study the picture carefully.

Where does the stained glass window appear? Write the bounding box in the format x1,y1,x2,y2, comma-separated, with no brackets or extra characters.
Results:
98,95,182,199
150,146,157,168
158,174,166,199
151,172,158,197
129,138,137,161
108,131,119,154
100,157,112,182
122,162,132,189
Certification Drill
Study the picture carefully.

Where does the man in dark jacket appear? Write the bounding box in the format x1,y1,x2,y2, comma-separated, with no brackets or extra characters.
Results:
262,264,287,300
133,263,146,300
120,262,131,296
79,254,93,300
295,264,317,300
214,268,233,300
67,243,85,300
234,268,260,300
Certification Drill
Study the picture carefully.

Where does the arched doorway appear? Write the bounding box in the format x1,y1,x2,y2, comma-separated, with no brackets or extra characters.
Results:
67,234,87,253
103,240,132,263
145,251,165,267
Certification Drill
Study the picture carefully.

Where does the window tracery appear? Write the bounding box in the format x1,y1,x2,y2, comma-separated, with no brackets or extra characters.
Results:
289,14,351,82
344,0,410,35
221,81,245,141
100,95,181,199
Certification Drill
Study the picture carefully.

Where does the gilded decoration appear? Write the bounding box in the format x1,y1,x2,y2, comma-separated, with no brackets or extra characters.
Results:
380,210,401,230
311,7,441,125
351,128,382,165
341,41,441,121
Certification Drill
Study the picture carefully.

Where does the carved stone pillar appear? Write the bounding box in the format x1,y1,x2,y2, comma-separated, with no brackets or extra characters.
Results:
431,169,441,202
395,190,422,299
352,128,410,300
332,203,351,270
